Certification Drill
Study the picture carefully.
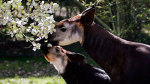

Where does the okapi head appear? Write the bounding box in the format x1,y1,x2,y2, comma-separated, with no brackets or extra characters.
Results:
49,6,95,46
42,46,84,74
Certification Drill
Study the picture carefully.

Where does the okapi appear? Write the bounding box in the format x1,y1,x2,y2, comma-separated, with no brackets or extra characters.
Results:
41,46,112,84
40,6,150,84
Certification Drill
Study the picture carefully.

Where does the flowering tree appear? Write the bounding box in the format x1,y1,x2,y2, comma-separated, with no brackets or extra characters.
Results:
0,0,59,51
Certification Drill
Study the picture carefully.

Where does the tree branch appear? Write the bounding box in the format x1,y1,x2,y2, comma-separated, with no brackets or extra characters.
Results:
116,1,120,36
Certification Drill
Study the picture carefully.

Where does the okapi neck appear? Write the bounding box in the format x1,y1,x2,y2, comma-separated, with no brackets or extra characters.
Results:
82,23,129,79
60,61,85,84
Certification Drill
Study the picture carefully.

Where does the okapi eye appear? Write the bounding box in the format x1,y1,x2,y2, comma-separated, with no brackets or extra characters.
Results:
60,28,67,32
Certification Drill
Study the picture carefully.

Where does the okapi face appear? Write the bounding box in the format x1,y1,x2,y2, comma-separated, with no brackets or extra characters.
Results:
43,46,84,74
50,6,95,46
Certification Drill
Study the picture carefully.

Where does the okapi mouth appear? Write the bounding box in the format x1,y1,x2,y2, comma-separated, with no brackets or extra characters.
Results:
37,37,59,56
40,40,59,54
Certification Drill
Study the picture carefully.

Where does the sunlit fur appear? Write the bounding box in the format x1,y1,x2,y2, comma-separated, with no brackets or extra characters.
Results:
57,22,82,45
44,46,68,74
51,15,84,46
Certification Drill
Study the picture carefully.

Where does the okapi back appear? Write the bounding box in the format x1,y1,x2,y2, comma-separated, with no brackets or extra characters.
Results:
82,23,150,84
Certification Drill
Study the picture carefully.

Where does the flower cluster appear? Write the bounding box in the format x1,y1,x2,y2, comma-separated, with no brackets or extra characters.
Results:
0,0,59,51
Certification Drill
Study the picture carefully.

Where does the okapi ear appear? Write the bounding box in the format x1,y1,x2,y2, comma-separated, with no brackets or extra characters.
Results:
66,53,85,63
80,5,95,25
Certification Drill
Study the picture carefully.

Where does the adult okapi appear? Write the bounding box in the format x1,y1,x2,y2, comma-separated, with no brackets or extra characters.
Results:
41,6,150,84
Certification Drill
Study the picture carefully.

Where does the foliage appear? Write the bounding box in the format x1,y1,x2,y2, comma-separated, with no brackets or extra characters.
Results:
0,0,59,51
81,0,150,44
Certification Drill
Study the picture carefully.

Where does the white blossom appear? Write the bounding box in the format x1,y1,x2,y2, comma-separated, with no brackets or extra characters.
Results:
8,0,13,4
26,2,30,6
32,47,37,51
47,43,52,47
53,3,59,10
0,0,59,51
41,1,44,4
32,42,41,51
16,20,22,26
17,0,22,2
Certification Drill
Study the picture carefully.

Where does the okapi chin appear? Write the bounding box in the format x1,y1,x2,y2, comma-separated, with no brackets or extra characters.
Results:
46,6,150,84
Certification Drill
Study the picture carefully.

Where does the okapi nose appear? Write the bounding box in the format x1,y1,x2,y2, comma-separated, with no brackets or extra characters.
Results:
55,46,66,53
48,34,59,46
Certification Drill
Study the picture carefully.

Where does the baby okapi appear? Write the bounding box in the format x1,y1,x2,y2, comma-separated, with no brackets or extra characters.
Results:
43,6,150,84
41,46,112,84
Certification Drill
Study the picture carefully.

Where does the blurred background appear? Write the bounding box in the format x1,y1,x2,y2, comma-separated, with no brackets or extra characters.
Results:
0,0,150,84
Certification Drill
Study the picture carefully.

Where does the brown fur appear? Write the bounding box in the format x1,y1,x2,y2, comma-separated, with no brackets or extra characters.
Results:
47,6,150,84
82,22,150,84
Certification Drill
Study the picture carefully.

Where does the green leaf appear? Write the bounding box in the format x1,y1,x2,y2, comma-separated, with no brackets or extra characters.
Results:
27,0,31,2
30,37,34,41
12,22,16,25
18,2,22,6
44,22,49,25
12,4,17,8
50,2,53,6
148,9,150,14
13,27,18,31
19,32,23,38
0,0,2,4
137,14,143,18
